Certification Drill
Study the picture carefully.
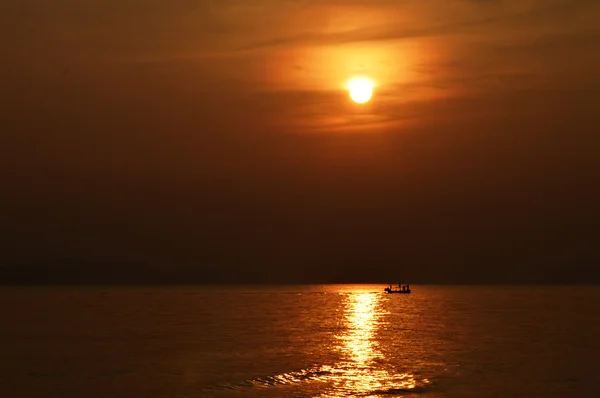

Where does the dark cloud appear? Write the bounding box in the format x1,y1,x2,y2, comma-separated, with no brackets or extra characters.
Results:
237,16,501,51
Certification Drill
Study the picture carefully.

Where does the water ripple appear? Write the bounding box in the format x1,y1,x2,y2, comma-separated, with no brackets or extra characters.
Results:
201,363,429,396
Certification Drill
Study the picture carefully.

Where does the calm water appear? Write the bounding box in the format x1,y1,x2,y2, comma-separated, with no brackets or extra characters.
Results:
1,285,599,398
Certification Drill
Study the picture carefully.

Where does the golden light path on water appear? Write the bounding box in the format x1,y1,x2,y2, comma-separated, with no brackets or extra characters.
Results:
316,292,423,397
205,289,430,396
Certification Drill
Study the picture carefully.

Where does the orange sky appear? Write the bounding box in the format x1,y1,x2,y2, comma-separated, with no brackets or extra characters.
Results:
1,0,600,282
4,0,600,133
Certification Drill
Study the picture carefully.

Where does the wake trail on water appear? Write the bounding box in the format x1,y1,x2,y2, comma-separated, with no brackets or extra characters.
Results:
199,362,431,396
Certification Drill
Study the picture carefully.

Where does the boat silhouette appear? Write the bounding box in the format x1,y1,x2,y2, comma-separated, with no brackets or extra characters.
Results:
384,283,411,294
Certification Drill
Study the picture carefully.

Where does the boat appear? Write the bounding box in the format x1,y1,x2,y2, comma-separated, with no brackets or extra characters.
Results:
384,284,411,294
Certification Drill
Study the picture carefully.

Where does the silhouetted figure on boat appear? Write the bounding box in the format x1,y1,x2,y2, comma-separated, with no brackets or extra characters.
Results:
384,283,412,294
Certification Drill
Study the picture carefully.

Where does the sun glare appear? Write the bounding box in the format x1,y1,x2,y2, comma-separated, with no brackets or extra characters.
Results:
347,77,374,104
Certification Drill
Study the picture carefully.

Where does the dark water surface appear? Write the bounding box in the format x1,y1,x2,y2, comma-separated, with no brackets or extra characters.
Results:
1,285,599,397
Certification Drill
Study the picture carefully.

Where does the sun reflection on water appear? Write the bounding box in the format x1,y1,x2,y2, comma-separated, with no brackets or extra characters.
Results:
340,293,382,366
316,292,422,397
202,289,430,397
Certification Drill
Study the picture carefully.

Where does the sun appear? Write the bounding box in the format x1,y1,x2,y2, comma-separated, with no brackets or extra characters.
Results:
347,77,374,104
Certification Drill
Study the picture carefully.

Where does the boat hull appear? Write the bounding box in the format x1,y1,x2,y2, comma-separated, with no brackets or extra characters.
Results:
384,287,411,294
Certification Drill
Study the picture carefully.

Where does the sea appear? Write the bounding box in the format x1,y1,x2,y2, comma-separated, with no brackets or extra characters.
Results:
1,285,599,398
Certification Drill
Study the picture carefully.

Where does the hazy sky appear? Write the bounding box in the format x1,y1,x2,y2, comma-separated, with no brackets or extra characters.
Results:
2,0,600,283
